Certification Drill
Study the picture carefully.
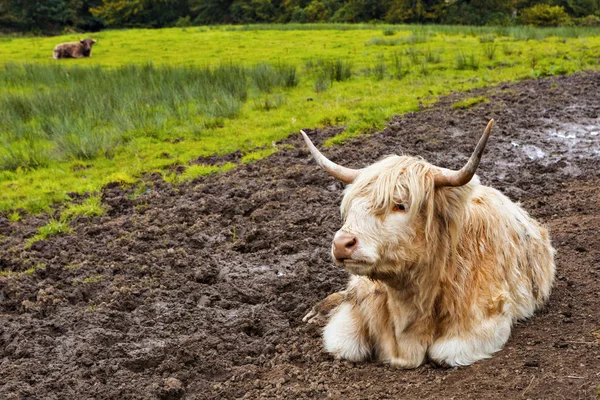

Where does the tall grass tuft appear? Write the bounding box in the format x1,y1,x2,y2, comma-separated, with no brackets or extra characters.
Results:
425,47,442,64
308,58,352,92
502,44,515,56
249,63,280,93
253,94,286,111
391,52,410,80
48,117,121,160
203,94,243,119
276,63,299,88
314,69,330,93
404,32,429,44
419,61,430,76
483,43,497,61
329,59,353,82
455,52,480,70
405,47,421,65
372,57,387,80
249,62,299,92
0,138,50,171
479,34,496,43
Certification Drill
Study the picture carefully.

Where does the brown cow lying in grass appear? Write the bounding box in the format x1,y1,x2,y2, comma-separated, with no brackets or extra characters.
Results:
301,120,556,368
53,38,97,59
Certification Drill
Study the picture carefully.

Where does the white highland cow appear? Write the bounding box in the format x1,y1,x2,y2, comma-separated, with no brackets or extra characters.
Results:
301,120,555,368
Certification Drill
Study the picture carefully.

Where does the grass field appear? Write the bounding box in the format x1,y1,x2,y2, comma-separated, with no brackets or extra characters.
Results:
1,24,599,215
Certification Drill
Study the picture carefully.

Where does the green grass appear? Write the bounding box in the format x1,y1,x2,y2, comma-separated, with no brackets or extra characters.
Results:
61,195,105,220
26,218,71,247
25,263,46,275
241,147,278,163
0,262,46,279
0,25,599,214
72,273,103,286
452,96,489,110
78,274,102,284
8,211,21,222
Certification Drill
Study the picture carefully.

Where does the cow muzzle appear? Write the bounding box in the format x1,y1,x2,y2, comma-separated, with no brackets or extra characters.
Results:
332,231,358,262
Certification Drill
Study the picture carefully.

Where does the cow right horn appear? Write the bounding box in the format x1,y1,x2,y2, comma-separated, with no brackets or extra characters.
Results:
300,130,361,184
434,119,494,187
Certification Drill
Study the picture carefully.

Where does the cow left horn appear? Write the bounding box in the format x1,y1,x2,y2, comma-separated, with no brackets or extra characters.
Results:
300,130,360,184
434,119,494,187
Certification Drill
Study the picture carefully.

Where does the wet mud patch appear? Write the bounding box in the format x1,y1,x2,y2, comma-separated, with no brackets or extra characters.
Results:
1,72,599,399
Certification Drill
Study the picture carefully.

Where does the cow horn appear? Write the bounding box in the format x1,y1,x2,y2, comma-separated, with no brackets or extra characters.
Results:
434,119,494,187
300,130,360,184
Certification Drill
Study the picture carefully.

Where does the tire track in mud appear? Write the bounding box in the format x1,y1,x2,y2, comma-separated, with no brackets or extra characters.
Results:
1,72,599,399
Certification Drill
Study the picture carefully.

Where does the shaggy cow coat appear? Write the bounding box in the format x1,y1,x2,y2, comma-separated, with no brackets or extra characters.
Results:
53,39,97,59
301,122,556,368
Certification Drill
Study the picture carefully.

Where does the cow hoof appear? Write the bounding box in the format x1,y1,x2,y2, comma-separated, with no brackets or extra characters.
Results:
302,308,318,323
303,291,347,324
389,357,422,369
302,307,326,324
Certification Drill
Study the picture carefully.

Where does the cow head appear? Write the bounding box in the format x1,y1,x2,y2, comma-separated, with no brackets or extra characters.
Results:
301,120,494,278
79,38,97,50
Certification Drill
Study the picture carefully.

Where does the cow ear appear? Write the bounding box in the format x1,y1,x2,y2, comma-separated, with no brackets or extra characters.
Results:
92,40,97,43
80,39,84,44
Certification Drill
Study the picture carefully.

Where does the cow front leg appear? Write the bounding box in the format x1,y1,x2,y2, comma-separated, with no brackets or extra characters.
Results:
323,302,372,362
302,290,347,324
428,313,512,367
373,317,429,369
388,331,428,369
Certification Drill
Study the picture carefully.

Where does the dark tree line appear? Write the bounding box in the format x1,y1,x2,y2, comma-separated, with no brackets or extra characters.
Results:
0,0,104,33
0,0,598,34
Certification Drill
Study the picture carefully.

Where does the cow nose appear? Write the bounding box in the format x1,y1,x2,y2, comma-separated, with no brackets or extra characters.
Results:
333,232,357,261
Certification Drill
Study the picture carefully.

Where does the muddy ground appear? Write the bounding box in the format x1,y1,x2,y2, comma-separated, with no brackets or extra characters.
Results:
1,72,599,400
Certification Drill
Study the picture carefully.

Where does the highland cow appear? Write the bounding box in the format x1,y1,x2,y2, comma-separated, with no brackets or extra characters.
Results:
53,38,97,60
301,120,555,368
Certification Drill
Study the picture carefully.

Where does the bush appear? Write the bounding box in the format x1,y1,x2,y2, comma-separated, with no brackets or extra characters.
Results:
578,15,600,27
174,16,192,27
520,5,570,27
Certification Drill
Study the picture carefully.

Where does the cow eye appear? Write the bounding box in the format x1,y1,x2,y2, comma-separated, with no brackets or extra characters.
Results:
394,203,406,212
